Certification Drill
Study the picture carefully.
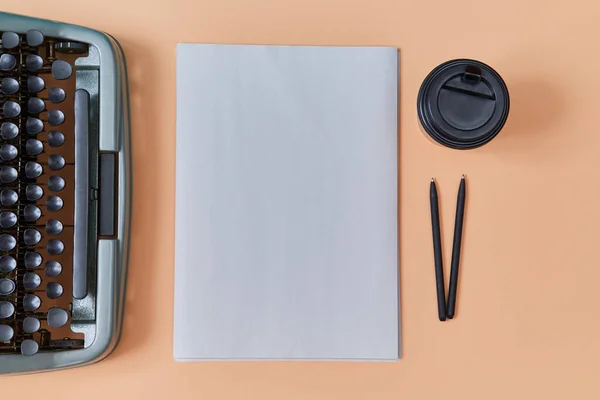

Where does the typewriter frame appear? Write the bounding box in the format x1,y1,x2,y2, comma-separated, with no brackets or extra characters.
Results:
0,11,131,375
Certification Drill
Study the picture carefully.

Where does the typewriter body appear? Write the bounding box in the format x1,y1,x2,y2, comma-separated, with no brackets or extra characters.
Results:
0,12,131,374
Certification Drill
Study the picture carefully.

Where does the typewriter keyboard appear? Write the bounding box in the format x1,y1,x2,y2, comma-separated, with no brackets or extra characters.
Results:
0,30,90,355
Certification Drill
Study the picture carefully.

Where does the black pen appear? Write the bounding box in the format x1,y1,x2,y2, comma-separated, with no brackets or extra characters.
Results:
447,175,466,319
430,178,447,321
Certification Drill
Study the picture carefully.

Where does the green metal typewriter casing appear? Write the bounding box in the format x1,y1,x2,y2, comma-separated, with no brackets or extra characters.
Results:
0,12,131,374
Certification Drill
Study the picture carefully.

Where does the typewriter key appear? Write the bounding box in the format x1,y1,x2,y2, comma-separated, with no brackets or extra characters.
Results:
27,76,44,94
0,234,15,251
45,261,62,277
26,29,44,47
3,101,21,118
1,32,19,49
0,301,14,318
23,229,41,246
48,109,65,126
23,205,41,222
22,294,41,311
26,139,43,156
0,279,15,295
49,87,66,103
0,212,16,228
20,339,39,356
25,162,42,179
25,54,43,72
49,155,65,170
48,176,65,191
24,252,42,269
46,282,63,299
27,98,45,114
48,131,65,147
26,117,44,134
0,53,16,71
47,196,63,211
0,325,13,341
51,60,72,80
0,256,15,273
47,239,64,255
0,144,17,161
1,78,19,95
0,122,18,139
48,307,68,327
0,167,17,183
23,273,41,289
26,184,44,200
46,219,63,235
23,317,40,333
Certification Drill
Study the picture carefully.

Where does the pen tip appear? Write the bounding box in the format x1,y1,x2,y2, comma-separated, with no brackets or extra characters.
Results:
431,178,435,182
461,175,465,179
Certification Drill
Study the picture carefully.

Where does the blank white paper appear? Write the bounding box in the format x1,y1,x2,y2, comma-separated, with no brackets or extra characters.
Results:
175,44,399,361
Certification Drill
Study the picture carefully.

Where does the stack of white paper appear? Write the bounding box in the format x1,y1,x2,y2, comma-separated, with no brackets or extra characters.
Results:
175,44,399,361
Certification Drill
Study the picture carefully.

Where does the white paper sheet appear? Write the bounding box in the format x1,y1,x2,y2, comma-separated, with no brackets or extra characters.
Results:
175,44,399,361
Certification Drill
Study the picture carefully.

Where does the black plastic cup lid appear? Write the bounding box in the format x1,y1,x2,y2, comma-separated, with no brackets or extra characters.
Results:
417,59,510,150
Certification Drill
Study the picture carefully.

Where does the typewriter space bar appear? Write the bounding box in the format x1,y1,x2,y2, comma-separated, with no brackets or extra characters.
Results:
73,89,90,300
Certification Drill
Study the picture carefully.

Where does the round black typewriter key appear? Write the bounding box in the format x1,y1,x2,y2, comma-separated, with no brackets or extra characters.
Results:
0,234,15,251
0,256,15,272
24,205,41,222
0,301,14,318
0,278,14,295
0,212,16,228
20,339,39,355
25,162,42,179
47,239,64,255
48,110,64,126
27,76,45,94
55,41,88,54
47,196,63,211
46,219,63,235
0,144,17,161
45,261,62,277
46,282,63,299
22,294,40,311
49,87,66,103
48,131,65,147
25,252,42,269
3,101,21,118
23,317,40,333
25,54,43,72
0,324,13,341
0,53,16,71
0,122,18,139
1,77,18,95
1,32,19,49
0,167,17,183
49,155,65,171
0,190,17,206
26,30,44,47
27,97,45,114
23,229,41,246
51,60,72,80
23,273,41,289
26,184,44,200
26,139,43,156
26,117,44,135
48,175,65,192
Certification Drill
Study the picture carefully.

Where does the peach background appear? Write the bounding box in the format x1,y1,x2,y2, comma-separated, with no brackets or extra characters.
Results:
4,0,600,398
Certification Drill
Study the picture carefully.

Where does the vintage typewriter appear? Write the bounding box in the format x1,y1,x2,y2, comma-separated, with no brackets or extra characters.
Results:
0,12,131,374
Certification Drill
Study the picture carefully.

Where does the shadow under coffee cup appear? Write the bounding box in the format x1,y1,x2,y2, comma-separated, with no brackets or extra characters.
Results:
417,59,510,150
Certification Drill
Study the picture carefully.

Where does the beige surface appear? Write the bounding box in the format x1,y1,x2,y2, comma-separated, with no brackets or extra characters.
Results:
4,0,600,398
